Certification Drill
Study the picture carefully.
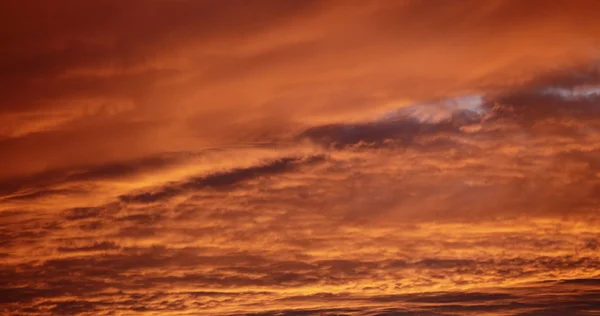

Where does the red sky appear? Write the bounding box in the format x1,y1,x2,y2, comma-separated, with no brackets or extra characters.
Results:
1,1,600,315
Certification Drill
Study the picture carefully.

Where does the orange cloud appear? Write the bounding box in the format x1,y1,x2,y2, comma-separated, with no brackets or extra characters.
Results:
2,1,600,315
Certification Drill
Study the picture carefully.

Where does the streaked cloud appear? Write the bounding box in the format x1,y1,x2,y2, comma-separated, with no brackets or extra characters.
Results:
2,1,600,315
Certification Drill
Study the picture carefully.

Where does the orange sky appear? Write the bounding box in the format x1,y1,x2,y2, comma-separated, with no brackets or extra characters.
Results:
1,1,600,315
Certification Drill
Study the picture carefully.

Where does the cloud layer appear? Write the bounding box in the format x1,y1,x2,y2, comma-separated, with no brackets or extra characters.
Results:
2,1,600,315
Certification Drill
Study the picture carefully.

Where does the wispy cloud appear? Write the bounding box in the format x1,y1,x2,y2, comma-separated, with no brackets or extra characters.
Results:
2,1,600,315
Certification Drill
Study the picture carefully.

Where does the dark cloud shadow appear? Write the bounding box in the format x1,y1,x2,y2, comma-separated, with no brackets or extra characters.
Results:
119,155,326,203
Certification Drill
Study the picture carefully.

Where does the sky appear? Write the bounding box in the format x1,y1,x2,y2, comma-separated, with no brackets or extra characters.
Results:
1,0,600,315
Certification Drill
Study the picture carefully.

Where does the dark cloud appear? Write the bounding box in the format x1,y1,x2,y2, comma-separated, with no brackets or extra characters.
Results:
483,65,600,127
0,229,49,248
405,292,515,303
3,188,83,201
290,66,592,158
120,155,326,203
57,241,120,253
2,245,600,315
116,213,164,224
64,207,105,221
299,110,480,149
415,258,476,269
0,287,62,304
48,300,106,315
244,307,364,316
558,278,600,287
239,283,600,315
490,91,600,126
66,152,188,182
521,64,600,89
0,152,190,199
514,301,600,316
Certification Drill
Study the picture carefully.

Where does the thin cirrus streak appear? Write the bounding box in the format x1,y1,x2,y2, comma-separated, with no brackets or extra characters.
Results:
1,0,600,315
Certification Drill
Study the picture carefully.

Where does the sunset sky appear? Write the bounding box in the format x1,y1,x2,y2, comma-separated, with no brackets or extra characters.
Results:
2,1,600,315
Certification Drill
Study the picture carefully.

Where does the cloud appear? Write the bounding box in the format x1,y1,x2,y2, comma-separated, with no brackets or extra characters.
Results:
63,207,106,221
1,0,599,177
2,1,600,315
298,108,480,149
57,241,120,253
119,155,326,203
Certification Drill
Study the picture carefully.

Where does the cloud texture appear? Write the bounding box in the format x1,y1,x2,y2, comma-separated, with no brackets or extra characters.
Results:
2,1,600,315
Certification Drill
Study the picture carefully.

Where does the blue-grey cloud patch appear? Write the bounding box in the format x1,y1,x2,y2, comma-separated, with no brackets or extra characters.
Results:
298,114,479,149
